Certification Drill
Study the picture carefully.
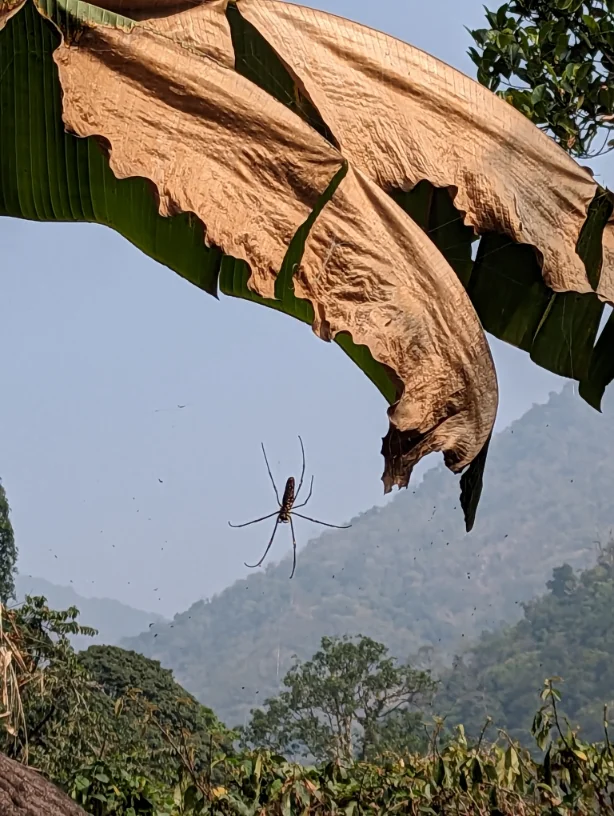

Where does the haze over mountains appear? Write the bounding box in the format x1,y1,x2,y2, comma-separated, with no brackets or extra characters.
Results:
14,574,166,649
19,384,614,727
117,384,614,727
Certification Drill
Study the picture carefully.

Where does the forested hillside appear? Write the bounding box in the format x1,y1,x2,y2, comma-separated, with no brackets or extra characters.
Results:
437,543,614,745
124,384,614,727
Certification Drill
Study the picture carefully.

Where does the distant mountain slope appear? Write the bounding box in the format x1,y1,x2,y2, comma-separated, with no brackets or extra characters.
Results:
436,544,614,745
123,385,614,727
15,574,165,650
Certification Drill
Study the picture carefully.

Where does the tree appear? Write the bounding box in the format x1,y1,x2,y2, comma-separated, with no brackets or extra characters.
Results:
242,635,437,763
546,563,577,597
436,541,614,744
2,0,614,529
0,595,103,780
0,478,17,603
0,595,237,796
469,1,614,159
78,645,221,735
78,644,234,785
0,595,240,815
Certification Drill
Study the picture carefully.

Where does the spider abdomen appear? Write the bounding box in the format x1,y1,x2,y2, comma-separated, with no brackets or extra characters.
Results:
280,476,295,521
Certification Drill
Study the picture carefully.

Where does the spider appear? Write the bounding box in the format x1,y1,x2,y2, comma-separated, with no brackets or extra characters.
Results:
228,436,351,579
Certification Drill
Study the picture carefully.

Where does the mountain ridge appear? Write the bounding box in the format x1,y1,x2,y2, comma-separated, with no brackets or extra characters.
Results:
15,574,166,649
122,384,614,726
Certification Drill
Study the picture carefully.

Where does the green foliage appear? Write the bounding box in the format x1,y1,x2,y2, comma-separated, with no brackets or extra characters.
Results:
124,385,614,727
0,478,17,603
0,597,232,790
8,594,614,814
0,594,102,778
78,645,233,786
3,0,614,437
58,683,614,815
79,646,221,738
241,635,436,763
469,1,614,158
168,718,614,815
0,0,396,415
437,540,614,745
66,757,175,816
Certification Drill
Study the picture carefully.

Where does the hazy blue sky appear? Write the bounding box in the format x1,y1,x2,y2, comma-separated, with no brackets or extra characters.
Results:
2,0,611,617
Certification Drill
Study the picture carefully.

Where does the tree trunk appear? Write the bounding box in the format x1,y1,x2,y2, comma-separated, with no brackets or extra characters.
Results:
0,752,87,816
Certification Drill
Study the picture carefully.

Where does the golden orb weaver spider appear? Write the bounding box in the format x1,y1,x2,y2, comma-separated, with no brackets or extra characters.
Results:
228,436,351,578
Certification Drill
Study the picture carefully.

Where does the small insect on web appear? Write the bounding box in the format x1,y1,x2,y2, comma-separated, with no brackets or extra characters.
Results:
228,436,351,579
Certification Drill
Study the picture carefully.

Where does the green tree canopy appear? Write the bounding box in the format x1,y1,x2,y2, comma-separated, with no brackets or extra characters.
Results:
469,0,614,158
241,635,437,763
0,478,17,603
0,595,100,778
437,540,614,745
78,644,231,780
0,597,231,788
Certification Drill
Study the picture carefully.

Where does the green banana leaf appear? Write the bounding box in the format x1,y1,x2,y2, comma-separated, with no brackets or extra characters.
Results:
0,0,398,404
1,0,613,531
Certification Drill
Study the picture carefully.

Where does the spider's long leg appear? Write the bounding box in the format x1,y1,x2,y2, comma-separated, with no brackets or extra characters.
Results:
245,516,280,568
228,511,279,528
294,475,314,509
294,435,307,501
293,512,352,529
289,516,298,579
261,443,281,505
